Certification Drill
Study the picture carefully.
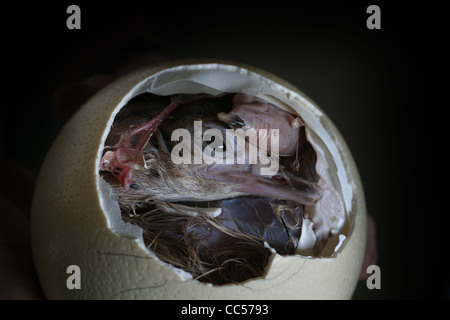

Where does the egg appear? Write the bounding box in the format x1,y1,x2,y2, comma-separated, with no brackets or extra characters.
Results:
31,60,366,299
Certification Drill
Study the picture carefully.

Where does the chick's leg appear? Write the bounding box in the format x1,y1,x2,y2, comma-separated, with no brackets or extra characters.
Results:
100,99,182,189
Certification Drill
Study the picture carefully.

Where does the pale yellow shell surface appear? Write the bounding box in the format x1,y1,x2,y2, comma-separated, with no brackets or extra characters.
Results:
31,61,366,299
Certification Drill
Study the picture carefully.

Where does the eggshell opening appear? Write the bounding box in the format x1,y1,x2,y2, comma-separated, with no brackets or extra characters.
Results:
31,60,366,299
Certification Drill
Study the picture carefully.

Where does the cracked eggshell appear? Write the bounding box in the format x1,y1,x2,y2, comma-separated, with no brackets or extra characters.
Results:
31,60,366,299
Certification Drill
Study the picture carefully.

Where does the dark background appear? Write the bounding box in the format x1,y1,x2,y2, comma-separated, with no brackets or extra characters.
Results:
1,1,443,299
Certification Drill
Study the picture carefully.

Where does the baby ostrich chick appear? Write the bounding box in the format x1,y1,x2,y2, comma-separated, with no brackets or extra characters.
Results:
101,93,322,208
100,92,323,284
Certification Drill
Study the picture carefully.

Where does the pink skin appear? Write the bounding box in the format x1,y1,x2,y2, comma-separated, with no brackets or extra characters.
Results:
222,94,303,156
214,93,322,205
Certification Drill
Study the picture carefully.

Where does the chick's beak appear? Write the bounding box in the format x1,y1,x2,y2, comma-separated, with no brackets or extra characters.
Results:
217,112,245,128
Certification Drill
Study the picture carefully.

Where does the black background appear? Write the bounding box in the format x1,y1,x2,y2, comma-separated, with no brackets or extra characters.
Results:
1,1,443,299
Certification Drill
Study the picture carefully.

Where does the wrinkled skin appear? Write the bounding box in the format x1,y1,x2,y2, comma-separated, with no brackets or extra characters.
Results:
218,93,304,156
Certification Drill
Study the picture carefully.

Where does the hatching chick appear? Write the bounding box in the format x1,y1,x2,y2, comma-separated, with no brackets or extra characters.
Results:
100,93,322,213
100,92,329,284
